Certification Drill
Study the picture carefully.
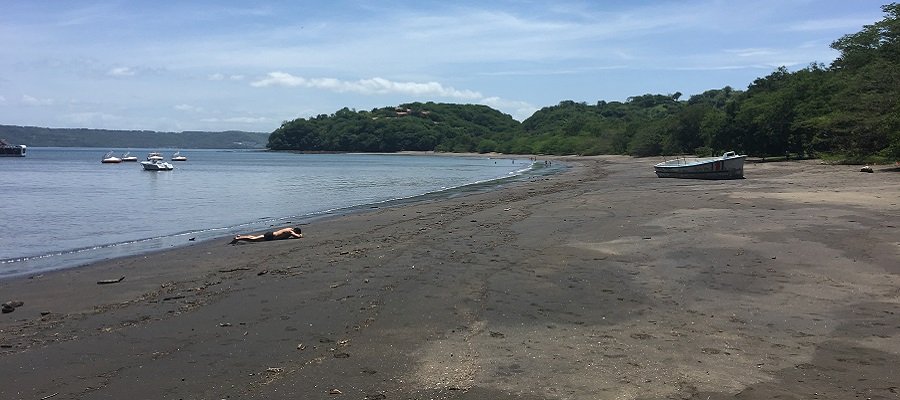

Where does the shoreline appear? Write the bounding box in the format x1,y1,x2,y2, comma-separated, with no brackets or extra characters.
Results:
1,156,898,399
1,152,550,280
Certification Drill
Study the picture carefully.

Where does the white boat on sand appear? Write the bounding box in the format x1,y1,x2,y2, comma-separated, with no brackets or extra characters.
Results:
140,160,174,171
654,151,746,179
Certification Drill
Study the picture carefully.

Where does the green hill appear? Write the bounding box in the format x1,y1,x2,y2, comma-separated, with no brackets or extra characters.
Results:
268,102,520,153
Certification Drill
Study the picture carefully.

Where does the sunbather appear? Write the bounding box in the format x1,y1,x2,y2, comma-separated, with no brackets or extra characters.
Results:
230,227,303,244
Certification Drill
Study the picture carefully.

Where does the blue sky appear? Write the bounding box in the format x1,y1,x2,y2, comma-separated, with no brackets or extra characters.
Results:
0,0,888,132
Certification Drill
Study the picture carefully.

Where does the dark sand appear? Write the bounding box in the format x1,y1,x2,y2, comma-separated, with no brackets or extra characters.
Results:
1,156,898,400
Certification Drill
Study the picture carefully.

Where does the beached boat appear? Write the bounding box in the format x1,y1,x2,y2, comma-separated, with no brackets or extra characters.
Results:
171,151,187,161
147,152,164,161
654,151,746,179
140,160,174,171
101,151,122,163
121,152,138,162
0,139,26,157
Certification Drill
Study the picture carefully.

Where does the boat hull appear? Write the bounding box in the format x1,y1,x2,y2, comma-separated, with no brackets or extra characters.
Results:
654,153,746,179
0,144,26,157
140,161,174,171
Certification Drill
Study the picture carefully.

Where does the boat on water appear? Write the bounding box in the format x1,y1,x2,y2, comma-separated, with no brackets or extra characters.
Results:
101,151,122,163
0,139,26,157
147,152,164,161
654,151,746,179
121,152,138,162
140,159,174,171
171,151,187,161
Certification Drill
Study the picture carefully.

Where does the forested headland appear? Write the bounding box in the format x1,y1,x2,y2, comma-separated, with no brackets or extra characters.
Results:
0,125,269,149
269,4,899,161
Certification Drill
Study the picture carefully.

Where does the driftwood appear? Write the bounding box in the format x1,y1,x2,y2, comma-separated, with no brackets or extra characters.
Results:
218,267,251,273
96,276,125,285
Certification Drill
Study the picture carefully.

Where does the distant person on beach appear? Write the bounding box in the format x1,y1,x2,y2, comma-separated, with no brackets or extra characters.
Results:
230,227,303,244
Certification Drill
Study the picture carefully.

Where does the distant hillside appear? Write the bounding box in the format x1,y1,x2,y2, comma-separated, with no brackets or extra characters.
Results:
0,125,270,149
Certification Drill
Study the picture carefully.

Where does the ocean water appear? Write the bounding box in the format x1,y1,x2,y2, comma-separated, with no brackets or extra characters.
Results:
1,148,553,278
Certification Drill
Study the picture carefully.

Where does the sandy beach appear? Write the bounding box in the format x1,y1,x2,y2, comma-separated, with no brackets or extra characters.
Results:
1,156,898,400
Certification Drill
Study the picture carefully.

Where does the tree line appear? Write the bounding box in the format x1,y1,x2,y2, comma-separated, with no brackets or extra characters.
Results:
269,3,899,161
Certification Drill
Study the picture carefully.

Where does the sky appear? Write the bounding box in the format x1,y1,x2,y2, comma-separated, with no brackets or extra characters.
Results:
0,0,889,133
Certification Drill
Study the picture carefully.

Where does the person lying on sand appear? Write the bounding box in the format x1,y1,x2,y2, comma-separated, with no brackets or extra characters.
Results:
230,227,303,244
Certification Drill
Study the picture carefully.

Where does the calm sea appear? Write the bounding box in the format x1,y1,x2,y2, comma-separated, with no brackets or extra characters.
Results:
1,148,554,278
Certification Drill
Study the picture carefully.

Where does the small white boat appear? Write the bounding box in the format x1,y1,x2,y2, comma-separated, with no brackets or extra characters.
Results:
140,160,174,171
654,151,746,179
171,151,187,161
121,152,138,162
101,151,122,163
147,152,164,161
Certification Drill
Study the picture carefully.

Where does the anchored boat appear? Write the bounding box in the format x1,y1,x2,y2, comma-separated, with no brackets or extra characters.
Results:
140,159,174,171
654,151,746,179
0,139,26,157
101,151,122,163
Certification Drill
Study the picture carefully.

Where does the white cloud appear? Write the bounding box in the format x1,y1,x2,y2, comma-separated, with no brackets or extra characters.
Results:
726,48,777,57
222,116,267,124
251,72,482,99
200,116,268,124
21,95,55,106
108,66,136,76
63,111,121,125
174,104,203,112
209,73,246,81
251,72,304,87
480,97,538,122
0,95,6,104
787,17,872,32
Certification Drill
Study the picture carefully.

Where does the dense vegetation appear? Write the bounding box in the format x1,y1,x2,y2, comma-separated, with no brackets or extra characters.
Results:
269,4,899,161
268,103,520,153
0,125,269,149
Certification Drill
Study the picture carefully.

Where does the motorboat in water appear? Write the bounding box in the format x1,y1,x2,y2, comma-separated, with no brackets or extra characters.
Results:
147,152,164,161
654,151,746,179
121,152,138,162
140,159,174,171
171,151,187,161
0,138,26,157
101,151,122,163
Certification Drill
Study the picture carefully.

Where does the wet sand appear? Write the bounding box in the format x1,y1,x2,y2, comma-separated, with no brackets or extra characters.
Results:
1,156,898,400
